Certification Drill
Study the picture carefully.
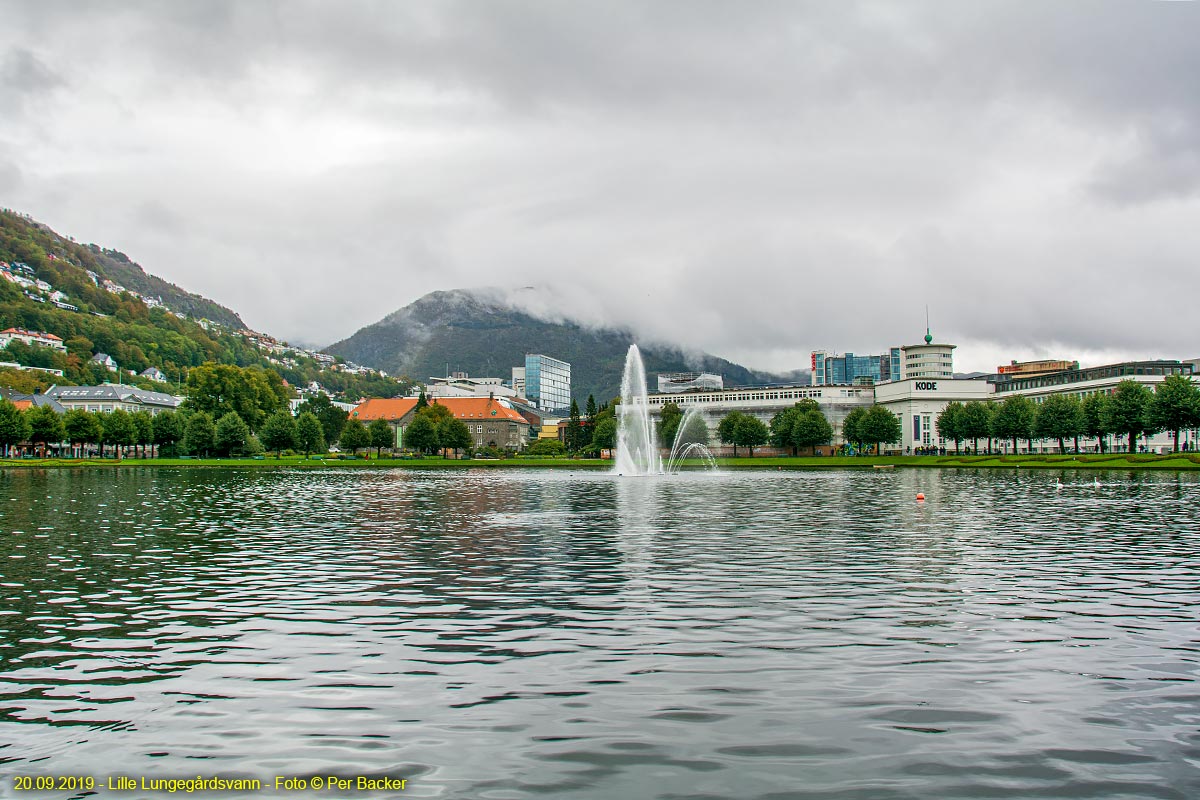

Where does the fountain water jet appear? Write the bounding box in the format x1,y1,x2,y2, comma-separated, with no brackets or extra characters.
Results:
613,344,718,475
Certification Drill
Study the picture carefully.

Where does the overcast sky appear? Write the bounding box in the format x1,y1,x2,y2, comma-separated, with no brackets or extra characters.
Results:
2,1,1198,374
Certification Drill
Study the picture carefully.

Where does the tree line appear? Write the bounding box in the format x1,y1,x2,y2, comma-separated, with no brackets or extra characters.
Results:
935,377,1200,454
709,401,902,456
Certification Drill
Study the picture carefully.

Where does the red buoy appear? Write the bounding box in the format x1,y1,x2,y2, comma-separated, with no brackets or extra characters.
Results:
916,493,925,501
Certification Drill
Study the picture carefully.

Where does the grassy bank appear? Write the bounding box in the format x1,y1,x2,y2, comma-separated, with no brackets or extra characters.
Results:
4,453,1200,471
715,453,1200,470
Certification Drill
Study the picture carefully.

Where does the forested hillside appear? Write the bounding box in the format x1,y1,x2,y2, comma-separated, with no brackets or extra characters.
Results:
0,209,409,400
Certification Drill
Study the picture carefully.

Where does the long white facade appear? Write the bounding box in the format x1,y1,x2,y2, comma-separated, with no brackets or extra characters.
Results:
646,384,874,444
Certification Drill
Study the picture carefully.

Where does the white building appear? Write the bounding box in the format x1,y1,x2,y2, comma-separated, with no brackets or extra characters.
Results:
646,383,874,445
47,385,183,415
425,374,520,400
899,330,955,379
0,327,67,351
91,353,118,371
875,377,992,453
992,360,1195,453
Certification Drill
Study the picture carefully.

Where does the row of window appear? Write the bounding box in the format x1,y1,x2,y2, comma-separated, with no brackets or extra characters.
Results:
649,388,830,405
995,363,1193,393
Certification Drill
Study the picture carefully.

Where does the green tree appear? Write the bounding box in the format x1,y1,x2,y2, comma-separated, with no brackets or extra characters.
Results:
791,409,833,454
26,405,66,452
565,399,585,452
718,411,747,456
734,414,769,457
183,363,289,431
439,417,473,457
841,406,868,452
183,411,216,457
214,412,251,457
675,412,709,450
295,412,326,456
658,401,683,447
585,394,598,440
244,433,264,457
401,414,437,454
64,409,102,456
1106,380,1155,454
102,409,138,458
1034,394,1084,454
960,401,993,454
368,417,395,456
296,393,348,445
936,402,966,453
259,411,298,458
528,437,566,456
415,391,429,411
339,417,371,454
859,405,901,455
1149,374,1200,452
152,411,184,457
592,417,618,451
769,407,798,451
991,395,1036,453
132,411,154,458
1081,393,1111,452
0,398,31,455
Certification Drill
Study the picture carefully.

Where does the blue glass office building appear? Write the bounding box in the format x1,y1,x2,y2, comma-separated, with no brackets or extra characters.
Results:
811,349,901,385
524,354,572,412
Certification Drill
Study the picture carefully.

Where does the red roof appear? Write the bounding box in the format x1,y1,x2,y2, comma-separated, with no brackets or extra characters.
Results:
351,397,419,421
1,328,62,341
431,397,529,423
349,396,529,424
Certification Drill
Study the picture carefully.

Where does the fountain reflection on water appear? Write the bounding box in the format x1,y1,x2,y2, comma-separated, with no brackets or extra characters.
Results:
614,344,718,475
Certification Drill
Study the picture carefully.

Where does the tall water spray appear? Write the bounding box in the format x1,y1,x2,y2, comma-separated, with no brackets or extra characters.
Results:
614,344,662,475
613,344,719,475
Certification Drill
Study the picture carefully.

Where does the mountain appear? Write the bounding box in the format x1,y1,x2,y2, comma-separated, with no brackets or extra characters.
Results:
0,208,405,400
326,289,804,403
0,209,244,328
83,245,245,329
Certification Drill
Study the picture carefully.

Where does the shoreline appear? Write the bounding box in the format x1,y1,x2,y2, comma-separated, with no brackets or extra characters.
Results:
4,454,1200,471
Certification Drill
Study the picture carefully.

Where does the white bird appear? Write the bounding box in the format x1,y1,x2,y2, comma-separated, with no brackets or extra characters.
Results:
1055,478,1064,490
1094,477,1101,489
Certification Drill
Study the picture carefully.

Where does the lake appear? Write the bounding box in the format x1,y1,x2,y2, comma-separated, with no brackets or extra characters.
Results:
1,467,1198,798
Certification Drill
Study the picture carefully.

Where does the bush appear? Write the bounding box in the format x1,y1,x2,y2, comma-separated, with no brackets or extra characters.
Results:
527,438,566,456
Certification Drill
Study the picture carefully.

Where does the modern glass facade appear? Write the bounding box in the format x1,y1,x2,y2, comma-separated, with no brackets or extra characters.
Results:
811,350,894,385
524,354,571,412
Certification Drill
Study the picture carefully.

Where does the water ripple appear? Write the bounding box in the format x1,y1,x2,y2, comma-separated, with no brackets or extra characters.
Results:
0,467,1198,796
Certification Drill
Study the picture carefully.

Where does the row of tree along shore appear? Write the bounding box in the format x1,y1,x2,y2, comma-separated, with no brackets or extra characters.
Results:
703,376,1200,457
934,376,1200,454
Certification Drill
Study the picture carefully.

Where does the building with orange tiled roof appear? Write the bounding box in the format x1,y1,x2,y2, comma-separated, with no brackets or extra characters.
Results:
350,397,419,423
0,328,66,351
349,395,534,451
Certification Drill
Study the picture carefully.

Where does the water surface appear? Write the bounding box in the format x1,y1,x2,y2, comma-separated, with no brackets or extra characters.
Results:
1,467,1198,798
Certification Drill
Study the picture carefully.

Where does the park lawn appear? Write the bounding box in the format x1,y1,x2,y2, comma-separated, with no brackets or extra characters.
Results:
712,454,1200,470
0,454,614,470
3,454,1199,471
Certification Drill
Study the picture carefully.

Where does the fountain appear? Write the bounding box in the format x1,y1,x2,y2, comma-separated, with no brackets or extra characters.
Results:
614,344,718,475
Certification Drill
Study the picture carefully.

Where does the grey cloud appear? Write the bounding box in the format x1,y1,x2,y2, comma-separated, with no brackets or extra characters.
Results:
1089,119,1200,205
0,47,64,110
1,2,1198,374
